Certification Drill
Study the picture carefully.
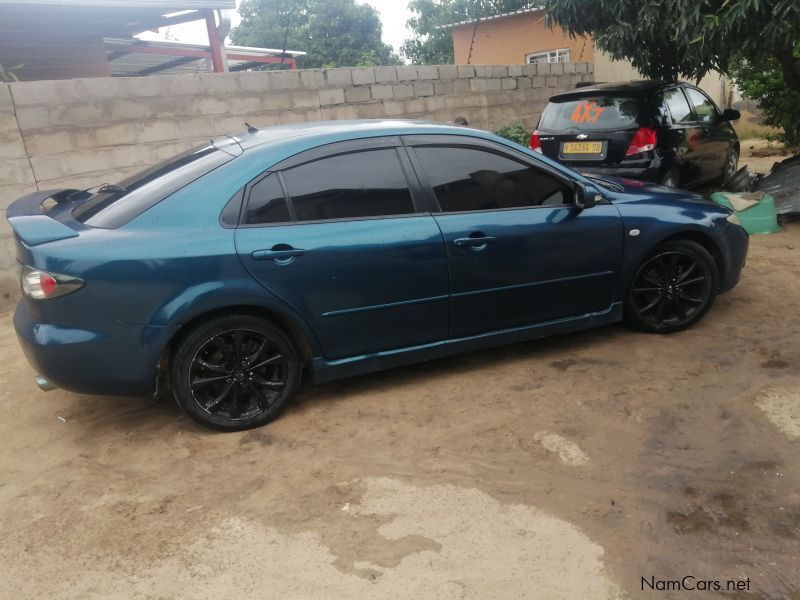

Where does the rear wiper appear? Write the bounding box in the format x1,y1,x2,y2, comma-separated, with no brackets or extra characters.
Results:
67,183,127,200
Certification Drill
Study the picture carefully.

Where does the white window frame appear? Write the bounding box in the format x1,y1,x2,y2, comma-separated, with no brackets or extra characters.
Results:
526,48,571,64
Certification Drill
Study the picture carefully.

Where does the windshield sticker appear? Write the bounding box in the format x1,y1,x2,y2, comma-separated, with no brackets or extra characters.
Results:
570,101,606,124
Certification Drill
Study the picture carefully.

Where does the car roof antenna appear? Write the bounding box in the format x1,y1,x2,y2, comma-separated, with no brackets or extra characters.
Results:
245,122,259,134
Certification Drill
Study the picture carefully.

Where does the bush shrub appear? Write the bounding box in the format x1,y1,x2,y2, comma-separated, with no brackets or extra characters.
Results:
495,124,531,147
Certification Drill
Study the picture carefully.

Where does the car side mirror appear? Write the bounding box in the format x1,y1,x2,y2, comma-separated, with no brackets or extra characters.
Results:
720,108,741,122
574,183,599,210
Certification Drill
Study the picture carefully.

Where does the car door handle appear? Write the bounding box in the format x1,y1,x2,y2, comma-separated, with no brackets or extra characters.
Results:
454,235,496,249
251,247,307,261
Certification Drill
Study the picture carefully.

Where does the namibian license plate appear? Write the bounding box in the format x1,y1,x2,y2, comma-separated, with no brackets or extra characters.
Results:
562,141,603,154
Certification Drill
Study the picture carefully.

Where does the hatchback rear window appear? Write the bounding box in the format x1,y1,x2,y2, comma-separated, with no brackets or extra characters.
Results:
539,96,641,131
72,143,233,228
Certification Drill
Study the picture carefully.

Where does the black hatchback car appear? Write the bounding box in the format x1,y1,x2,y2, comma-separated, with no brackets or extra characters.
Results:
529,81,741,189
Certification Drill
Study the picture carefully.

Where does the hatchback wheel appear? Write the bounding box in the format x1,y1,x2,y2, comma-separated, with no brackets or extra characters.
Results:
171,314,301,431
624,240,719,333
722,148,739,183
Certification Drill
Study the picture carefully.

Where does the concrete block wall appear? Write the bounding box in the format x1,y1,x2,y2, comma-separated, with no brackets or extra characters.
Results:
0,62,593,304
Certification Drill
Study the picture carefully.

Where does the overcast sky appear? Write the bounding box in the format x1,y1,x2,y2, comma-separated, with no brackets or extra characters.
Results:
139,1,414,54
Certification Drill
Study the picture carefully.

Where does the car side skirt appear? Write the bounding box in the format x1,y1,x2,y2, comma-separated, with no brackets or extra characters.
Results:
310,302,623,384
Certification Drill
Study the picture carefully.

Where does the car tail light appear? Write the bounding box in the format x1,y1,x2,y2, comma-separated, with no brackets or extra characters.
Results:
20,265,83,300
626,126,657,156
529,130,542,153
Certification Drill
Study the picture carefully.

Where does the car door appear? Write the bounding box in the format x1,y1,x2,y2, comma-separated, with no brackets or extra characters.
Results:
659,86,703,187
234,138,449,361
684,86,727,182
405,135,625,340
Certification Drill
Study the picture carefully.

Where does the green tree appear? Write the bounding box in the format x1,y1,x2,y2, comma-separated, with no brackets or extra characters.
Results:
543,0,800,94
730,52,800,145
232,0,402,68
402,0,534,65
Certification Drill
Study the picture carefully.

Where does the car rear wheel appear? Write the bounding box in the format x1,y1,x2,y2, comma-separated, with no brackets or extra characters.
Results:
171,314,301,431
624,240,719,333
722,148,739,183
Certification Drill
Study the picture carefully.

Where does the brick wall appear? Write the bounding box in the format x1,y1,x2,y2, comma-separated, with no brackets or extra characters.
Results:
0,62,593,303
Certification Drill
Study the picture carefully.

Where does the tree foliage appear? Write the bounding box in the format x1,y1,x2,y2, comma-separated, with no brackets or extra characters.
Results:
402,0,534,65
730,51,800,145
495,123,531,146
543,0,800,94
231,0,401,68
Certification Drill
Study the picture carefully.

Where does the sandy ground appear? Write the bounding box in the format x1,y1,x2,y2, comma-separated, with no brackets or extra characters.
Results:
740,139,794,175
2,226,800,599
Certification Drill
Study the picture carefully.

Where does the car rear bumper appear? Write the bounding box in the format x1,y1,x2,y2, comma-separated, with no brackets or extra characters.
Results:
13,299,175,396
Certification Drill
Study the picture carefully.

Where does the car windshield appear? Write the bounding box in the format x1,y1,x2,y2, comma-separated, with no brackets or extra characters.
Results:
72,143,233,228
539,95,641,131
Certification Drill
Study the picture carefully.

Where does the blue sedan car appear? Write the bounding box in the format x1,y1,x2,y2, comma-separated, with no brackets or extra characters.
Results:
8,120,748,431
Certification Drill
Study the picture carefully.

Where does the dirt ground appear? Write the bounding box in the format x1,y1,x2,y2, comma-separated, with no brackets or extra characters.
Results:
740,139,792,175
2,225,800,599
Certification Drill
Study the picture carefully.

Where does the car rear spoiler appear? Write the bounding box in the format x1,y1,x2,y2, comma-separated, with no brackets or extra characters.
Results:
6,189,81,246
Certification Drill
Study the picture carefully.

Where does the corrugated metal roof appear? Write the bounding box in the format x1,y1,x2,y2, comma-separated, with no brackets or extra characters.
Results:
437,7,544,30
106,38,306,77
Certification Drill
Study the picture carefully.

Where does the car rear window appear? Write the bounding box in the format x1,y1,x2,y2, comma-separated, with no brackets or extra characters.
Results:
539,96,641,131
72,143,233,228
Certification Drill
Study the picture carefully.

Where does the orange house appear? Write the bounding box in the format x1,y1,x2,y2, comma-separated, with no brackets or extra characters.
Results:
442,7,732,108
445,7,593,66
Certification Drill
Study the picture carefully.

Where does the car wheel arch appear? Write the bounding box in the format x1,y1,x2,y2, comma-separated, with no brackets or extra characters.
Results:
163,304,316,372
616,227,725,302
654,230,725,282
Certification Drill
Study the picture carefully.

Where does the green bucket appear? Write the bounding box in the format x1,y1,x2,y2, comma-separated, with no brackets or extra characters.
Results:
710,192,781,234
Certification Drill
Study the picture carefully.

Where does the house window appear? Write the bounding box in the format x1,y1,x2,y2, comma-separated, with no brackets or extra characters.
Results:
526,49,571,64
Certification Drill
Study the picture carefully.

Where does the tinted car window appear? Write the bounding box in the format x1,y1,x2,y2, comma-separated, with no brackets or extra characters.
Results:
415,146,571,212
282,149,414,222
539,96,640,131
685,88,718,124
245,174,291,225
663,88,693,124
72,144,233,228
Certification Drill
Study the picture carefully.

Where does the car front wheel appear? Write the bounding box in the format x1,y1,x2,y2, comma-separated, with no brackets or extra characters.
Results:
624,240,719,333
171,314,301,431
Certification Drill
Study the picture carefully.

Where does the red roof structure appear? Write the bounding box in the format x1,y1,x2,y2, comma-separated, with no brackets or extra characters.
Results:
0,0,304,81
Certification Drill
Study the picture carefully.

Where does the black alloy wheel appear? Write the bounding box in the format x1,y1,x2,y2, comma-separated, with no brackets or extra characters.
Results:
172,314,300,431
625,240,719,333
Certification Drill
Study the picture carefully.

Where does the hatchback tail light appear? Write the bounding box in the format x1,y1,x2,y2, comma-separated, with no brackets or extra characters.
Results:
529,131,542,153
626,126,658,156
21,265,84,300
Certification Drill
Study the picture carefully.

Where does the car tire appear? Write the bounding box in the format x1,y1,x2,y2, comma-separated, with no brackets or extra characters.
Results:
171,313,301,431
661,170,680,188
721,148,739,183
624,240,719,334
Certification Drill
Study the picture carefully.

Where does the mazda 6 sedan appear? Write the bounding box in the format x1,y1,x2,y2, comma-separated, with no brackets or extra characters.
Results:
8,120,749,431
